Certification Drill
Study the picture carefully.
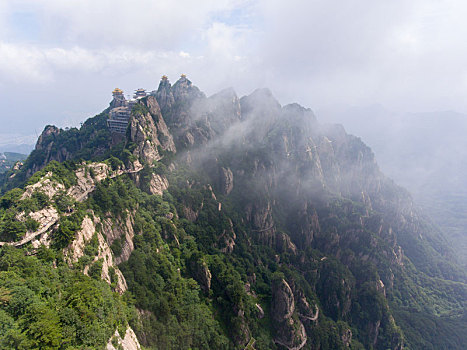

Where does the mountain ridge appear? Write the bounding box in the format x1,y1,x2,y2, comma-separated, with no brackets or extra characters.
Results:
0,75,466,349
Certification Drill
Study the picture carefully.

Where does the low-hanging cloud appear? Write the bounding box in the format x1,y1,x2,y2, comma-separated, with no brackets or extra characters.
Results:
3,0,467,141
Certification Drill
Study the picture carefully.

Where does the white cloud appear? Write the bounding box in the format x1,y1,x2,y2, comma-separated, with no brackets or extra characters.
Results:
7,0,244,49
179,51,190,58
4,0,467,137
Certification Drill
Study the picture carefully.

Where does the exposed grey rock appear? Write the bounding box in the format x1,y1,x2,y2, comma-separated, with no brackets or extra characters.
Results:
191,260,212,294
276,232,297,255
101,213,136,265
64,215,128,294
129,111,162,164
271,278,307,350
272,278,295,321
297,295,319,322
219,167,234,195
183,205,199,222
129,97,176,165
219,218,236,254
148,173,169,196
154,77,174,113
256,303,265,319
35,125,61,151
107,327,141,350
141,96,176,153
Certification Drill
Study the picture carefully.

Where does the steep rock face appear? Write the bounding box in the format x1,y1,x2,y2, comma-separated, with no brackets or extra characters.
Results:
21,171,65,199
141,96,176,153
6,79,466,349
107,327,141,350
148,173,169,196
154,77,244,149
101,213,136,265
272,279,295,321
219,218,236,253
271,278,307,350
13,112,113,185
219,167,234,195
69,162,116,201
129,96,176,164
129,109,162,164
154,77,174,115
64,215,128,294
191,260,212,294
246,201,276,245
156,75,205,130
26,126,68,177
297,294,319,322
10,206,59,248
201,88,242,136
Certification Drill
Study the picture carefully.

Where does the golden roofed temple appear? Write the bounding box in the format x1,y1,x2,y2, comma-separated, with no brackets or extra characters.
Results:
161,75,168,81
112,88,124,96
134,88,147,99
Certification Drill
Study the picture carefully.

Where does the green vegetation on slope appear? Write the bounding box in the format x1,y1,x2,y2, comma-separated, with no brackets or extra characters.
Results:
0,246,130,349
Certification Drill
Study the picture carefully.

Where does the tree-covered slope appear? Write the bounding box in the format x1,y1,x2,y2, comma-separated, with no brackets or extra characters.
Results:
0,76,466,349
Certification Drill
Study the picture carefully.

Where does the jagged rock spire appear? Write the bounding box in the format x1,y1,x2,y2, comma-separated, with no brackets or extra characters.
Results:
155,75,174,113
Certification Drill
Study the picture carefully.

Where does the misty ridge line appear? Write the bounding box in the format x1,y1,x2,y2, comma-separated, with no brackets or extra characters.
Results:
163,84,402,208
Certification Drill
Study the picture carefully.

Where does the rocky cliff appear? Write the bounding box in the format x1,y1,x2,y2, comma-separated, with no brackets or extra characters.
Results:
1,76,466,350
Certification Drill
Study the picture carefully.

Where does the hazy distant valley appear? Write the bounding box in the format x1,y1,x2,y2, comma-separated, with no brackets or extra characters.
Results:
321,106,467,268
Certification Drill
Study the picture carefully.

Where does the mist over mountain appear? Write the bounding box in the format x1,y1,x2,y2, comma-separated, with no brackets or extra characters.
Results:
320,106,467,268
0,76,466,349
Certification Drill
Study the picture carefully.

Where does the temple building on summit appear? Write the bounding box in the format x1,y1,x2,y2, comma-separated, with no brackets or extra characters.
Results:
107,88,131,134
134,88,147,99
107,75,188,134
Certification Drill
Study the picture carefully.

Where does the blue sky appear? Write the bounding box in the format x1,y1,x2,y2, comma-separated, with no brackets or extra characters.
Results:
2,0,467,148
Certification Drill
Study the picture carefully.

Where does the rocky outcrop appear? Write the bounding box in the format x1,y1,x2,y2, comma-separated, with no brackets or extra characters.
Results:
276,232,297,255
14,207,59,248
172,75,205,104
272,278,307,350
246,201,276,246
191,260,212,294
154,77,175,114
182,205,199,222
148,173,169,196
256,303,265,319
341,328,352,347
94,226,128,293
143,96,176,153
203,88,242,135
154,75,215,148
22,119,113,180
129,110,162,164
219,218,236,253
1,161,144,250
219,167,234,195
101,213,136,265
25,126,68,177
35,125,61,151
69,163,115,201
155,75,205,129
107,327,141,350
64,216,95,263
129,96,176,164
297,294,319,322
23,162,135,203
64,215,128,294
272,279,296,321
21,172,65,200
